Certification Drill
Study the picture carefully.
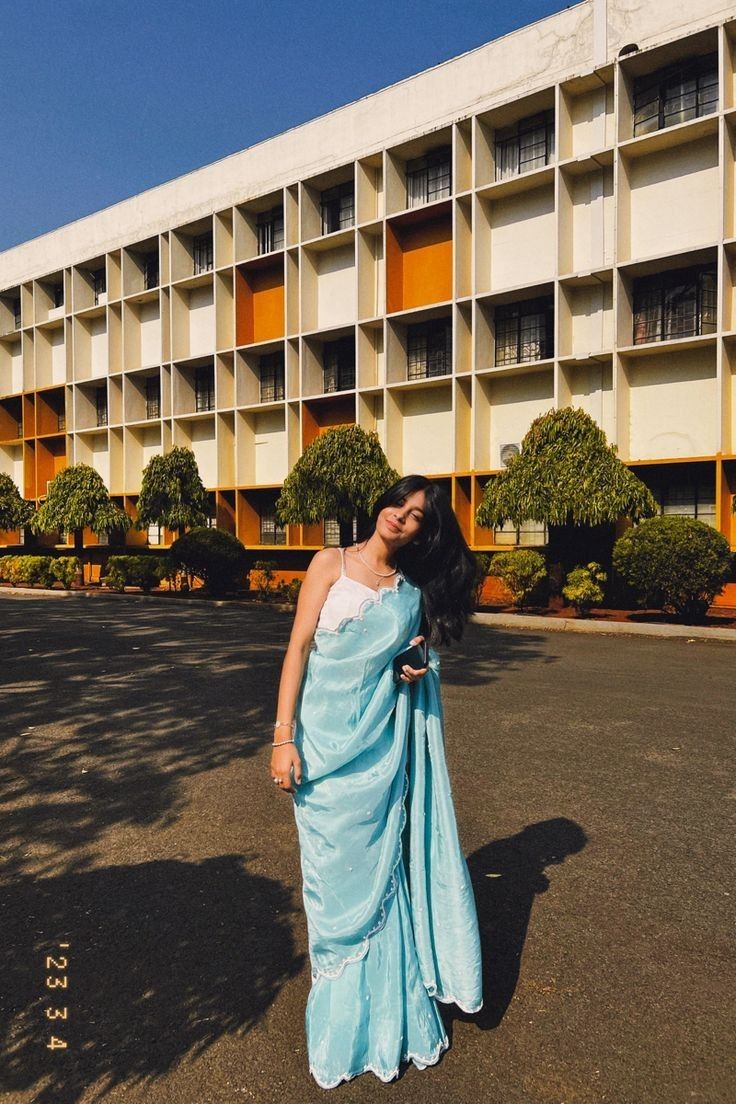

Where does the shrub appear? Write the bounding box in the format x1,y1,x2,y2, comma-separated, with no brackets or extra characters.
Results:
489,549,547,611
0,555,57,587
474,552,493,607
169,527,248,596
249,559,278,601
562,561,607,617
102,555,168,593
613,515,733,621
50,556,80,589
274,577,303,604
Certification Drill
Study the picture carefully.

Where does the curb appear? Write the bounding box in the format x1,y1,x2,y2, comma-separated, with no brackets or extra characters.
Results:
472,610,736,643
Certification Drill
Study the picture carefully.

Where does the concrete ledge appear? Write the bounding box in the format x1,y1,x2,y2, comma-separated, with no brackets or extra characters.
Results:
473,611,736,643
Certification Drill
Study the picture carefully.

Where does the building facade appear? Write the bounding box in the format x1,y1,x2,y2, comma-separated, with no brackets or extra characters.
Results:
1,0,735,597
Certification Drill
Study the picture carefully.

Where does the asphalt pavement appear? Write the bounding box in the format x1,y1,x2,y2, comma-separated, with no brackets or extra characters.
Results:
1,596,733,1104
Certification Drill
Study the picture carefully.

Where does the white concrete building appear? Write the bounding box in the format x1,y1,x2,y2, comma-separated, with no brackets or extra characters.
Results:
0,0,734,598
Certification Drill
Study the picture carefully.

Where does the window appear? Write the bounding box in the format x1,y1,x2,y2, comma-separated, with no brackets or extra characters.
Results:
260,501,287,545
495,110,554,180
406,146,452,207
632,264,716,344
493,518,548,546
143,254,159,290
12,299,21,328
259,352,285,402
147,522,162,545
407,319,452,380
95,386,108,427
323,518,341,546
53,285,64,309
633,52,718,137
91,268,106,305
320,182,354,235
323,337,355,392
145,377,161,419
57,410,65,432
257,206,284,254
195,365,215,412
97,531,109,547
495,297,553,365
648,476,716,527
192,233,213,275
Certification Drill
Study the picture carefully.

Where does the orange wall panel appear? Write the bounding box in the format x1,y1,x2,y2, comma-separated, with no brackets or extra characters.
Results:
386,214,453,312
401,218,453,310
235,263,284,345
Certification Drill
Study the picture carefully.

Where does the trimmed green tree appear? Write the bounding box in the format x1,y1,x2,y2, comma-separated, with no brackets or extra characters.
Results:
169,527,248,596
562,562,607,617
489,549,547,611
29,463,130,554
0,473,34,535
135,446,210,538
275,425,400,542
476,407,658,586
613,515,732,621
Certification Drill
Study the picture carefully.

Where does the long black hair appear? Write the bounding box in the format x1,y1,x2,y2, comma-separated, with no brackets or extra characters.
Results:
358,475,479,647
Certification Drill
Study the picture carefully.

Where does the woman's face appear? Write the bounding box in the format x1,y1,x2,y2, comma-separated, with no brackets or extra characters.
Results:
377,489,427,547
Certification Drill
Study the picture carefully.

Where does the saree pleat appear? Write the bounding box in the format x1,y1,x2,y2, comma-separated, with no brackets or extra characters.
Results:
292,573,483,1088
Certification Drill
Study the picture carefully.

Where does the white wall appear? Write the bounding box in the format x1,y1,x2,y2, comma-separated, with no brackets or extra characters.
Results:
316,245,356,330
488,371,555,469
51,329,66,384
570,284,614,356
253,409,287,483
628,137,720,260
627,347,718,459
569,363,615,441
11,341,22,392
188,286,214,357
570,84,614,156
90,315,108,378
0,443,23,484
571,169,614,272
190,419,217,486
490,186,556,289
401,387,454,474
139,300,161,367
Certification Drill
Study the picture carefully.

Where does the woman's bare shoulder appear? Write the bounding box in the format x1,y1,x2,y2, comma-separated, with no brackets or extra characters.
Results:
306,546,342,585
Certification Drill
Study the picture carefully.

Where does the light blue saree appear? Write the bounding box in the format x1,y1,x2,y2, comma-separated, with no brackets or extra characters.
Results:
291,571,483,1088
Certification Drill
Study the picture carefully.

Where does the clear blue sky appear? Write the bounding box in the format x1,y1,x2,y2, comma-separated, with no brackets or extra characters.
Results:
0,0,572,254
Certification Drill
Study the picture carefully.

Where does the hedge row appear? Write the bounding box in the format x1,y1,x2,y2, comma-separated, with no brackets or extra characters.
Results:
0,555,80,589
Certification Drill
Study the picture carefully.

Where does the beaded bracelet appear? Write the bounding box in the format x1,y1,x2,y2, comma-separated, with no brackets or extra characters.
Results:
273,719,296,747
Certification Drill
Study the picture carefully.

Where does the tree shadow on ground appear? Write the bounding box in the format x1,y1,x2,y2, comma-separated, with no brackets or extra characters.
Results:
0,855,304,1104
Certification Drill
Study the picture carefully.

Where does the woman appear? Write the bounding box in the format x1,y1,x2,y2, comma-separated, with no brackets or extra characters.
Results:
270,474,483,1088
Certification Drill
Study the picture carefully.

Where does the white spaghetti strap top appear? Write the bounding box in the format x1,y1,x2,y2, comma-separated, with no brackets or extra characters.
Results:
315,546,402,633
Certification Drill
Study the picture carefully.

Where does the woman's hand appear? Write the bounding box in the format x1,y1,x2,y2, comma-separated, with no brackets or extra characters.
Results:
271,741,302,795
399,635,429,684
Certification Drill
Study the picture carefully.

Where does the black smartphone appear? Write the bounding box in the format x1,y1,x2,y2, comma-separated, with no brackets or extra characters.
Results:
392,639,429,683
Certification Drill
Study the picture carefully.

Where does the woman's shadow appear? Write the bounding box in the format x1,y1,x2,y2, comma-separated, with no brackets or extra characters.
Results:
456,818,588,1031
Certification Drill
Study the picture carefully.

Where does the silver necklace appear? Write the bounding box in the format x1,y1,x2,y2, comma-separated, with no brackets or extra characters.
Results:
355,541,397,578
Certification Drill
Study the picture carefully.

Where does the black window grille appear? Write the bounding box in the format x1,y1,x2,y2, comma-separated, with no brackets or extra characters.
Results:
323,337,355,392
406,146,452,207
257,207,284,254
53,285,64,309
320,182,354,235
495,297,554,365
647,476,716,526
16,418,23,438
12,300,21,328
407,319,452,379
495,110,555,180
632,264,717,344
143,254,159,290
195,365,215,412
493,518,548,546
145,377,161,419
633,52,718,137
259,352,285,402
323,518,341,546
57,411,65,432
147,522,162,546
95,386,108,427
259,501,287,545
91,268,106,305
192,233,213,275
